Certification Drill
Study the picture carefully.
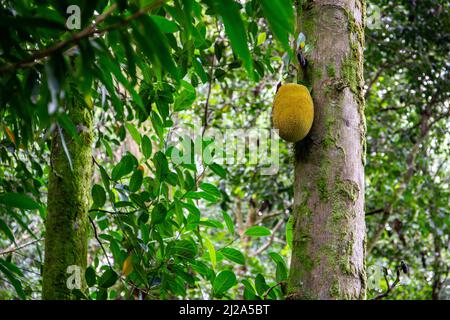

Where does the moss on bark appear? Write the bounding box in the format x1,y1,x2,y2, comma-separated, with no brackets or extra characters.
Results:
42,98,93,299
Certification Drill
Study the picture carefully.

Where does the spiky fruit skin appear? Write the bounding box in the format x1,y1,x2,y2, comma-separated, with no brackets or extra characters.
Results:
272,83,314,142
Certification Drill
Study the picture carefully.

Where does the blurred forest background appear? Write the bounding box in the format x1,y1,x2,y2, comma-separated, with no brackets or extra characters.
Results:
0,0,448,300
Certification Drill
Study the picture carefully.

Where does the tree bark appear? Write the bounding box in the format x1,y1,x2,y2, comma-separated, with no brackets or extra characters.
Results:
288,0,366,299
42,98,93,299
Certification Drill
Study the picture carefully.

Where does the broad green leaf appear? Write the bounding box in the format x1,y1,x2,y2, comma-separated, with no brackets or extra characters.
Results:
174,80,196,111
102,138,113,159
222,211,235,235
0,193,40,210
133,16,179,81
125,123,141,145
151,203,167,224
141,135,153,159
85,266,97,287
269,252,288,282
209,162,227,179
199,182,221,198
57,113,80,142
213,270,236,295
0,219,15,243
0,263,25,299
98,54,144,110
172,240,198,260
198,219,224,229
254,273,269,296
98,269,118,288
257,32,267,46
111,154,135,180
260,0,294,54
151,15,179,33
0,259,23,277
242,279,258,300
153,151,169,180
204,237,216,269
209,0,253,79
244,226,271,237
91,184,106,207
221,247,245,265
129,169,144,192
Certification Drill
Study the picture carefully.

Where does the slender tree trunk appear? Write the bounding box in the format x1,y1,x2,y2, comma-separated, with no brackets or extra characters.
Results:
43,98,93,299
288,0,366,299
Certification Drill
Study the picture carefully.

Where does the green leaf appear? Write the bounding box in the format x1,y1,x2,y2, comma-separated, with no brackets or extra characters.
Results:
174,80,196,111
0,258,23,277
96,288,108,300
151,15,179,33
85,266,97,287
0,219,15,243
151,203,167,224
91,184,106,207
102,138,113,159
98,54,144,111
260,0,294,54
221,248,245,265
153,151,169,181
133,16,179,81
141,135,153,159
242,279,258,299
199,217,223,227
0,192,40,210
57,113,80,142
172,240,198,260
244,226,271,237
204,237,216,269
269,252,288,282
199,182,221,198
129,170,144,192
125,123,141,145
98,269,118,288
209,0,253,79
257,32,267,46
185,191,218,203
222,211,235,236
209,162,227,179
111,154,135,180
0,263,25,299
213,270,236,295
255,273,269,296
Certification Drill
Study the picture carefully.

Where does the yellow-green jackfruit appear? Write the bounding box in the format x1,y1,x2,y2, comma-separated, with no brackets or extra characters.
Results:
272,83,314,142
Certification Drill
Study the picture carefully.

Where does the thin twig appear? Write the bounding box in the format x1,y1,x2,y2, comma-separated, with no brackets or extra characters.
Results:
263,281,284,300
371,262,407,300
365,208,385,216
88,216,112,269
201,55,216,137
89,208,137,215
0,238,43,256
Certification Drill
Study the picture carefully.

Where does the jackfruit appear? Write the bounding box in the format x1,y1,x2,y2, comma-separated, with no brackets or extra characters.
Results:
272,83,314,142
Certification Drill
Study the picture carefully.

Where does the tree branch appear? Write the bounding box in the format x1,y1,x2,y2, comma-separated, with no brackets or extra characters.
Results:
88,216,112,268
263,281,284,300
0,238,43,256
371,262,407,300
0,1,166,75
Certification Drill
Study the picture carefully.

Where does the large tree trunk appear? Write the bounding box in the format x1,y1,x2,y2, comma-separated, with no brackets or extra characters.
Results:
288,0,366,299
43,98,93,299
